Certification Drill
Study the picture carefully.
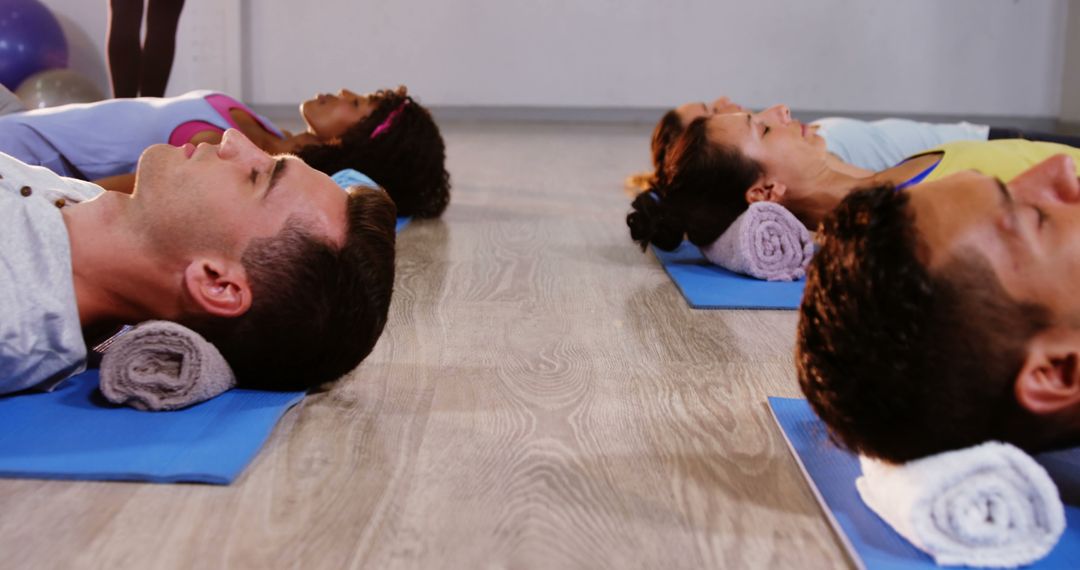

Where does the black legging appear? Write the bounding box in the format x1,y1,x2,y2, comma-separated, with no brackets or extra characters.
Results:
988,126,1080,149
107,0,186,98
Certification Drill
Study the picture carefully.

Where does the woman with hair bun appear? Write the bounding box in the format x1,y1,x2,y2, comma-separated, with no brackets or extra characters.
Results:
628,104,1080,255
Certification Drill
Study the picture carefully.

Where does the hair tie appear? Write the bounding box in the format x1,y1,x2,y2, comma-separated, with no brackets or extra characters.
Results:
647,190,662,204
370,101,409,139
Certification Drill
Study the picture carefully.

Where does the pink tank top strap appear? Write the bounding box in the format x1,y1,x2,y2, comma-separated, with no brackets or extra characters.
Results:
168,121,224,146
168,93,283,146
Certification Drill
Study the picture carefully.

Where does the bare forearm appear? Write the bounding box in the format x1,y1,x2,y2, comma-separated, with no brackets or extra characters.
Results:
93,173,136,194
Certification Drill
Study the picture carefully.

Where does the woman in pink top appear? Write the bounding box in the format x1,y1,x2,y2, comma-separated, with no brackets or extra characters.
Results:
6,85,449,218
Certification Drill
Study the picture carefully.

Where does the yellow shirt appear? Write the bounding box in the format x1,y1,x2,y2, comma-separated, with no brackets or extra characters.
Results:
911,139,1080,183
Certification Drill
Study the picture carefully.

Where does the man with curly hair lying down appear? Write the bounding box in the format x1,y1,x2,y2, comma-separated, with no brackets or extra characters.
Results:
797,154,1080,463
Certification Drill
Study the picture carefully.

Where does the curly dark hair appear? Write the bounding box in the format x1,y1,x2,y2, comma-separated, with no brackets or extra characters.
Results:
198,188,398,391
626,117,762,251
295,86,450,218
796,183,1059,462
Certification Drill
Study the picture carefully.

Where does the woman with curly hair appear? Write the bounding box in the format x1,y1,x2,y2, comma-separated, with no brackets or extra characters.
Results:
295,86,450,218
0,85,450,217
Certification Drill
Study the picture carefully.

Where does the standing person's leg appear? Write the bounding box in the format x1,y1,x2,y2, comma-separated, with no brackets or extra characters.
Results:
138,0,186,98
107,0,145,98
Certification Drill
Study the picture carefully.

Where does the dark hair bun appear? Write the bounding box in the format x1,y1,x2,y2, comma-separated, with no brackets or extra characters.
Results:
627,191,683,251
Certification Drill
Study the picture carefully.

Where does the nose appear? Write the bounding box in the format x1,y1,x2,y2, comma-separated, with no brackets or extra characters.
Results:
711,96,742,114
218,128,268,166
757,104,792,125
1009,154,1080,205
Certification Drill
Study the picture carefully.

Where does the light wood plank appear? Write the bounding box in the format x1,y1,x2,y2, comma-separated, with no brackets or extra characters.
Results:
0,121,850,569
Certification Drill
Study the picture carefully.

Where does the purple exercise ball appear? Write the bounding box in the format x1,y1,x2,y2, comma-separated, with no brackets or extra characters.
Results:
0,0,68,90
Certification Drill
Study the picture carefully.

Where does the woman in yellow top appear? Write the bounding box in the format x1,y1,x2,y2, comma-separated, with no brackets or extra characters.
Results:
627,106,1080,253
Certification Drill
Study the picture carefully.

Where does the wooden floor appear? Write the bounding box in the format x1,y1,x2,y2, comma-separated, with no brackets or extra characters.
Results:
0,121,850,569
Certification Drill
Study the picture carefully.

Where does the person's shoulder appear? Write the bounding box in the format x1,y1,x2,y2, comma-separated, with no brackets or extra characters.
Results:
172,89,219,101
812,117,867,130
0,176,87,395
0,151,104,202
0,323,85,399
813,117,879,140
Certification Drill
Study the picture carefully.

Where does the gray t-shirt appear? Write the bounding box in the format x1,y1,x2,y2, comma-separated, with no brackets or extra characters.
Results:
0,152,103,394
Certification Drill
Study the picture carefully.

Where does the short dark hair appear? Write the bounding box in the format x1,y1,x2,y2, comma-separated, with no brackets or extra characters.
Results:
199,188,397,391
296,86,451,219
627,117,762,251
796,184,1056,462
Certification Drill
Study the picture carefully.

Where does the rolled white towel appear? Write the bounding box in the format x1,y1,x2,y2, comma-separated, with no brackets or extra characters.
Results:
856,442,1065,568
700,201,813,281
99,320,236,411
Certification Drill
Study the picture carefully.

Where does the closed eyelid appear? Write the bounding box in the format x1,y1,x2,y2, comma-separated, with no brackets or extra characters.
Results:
994,177,1012,204
259,157,288,199
745,114,758,137
993,177,1025,236
995,178,1016,216
267,157,288,193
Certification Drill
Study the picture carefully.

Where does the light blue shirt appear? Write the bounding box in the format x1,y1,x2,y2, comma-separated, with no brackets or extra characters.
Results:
331,168,381,191
814,118,990,171
0,90,283,181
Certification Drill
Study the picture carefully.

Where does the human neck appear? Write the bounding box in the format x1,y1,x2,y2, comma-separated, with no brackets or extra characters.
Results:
62,194,185,331
787,159,875,229
785,154,939,229
872,153,945,189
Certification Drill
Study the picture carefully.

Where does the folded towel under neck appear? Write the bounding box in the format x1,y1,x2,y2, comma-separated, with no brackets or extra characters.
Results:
699,201,813,281
99,321,237,411
856,441,1065,568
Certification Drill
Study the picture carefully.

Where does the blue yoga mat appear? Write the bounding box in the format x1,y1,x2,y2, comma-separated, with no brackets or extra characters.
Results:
331,168,410,233
0,174,406,485
768,397,1080,569
0,370,304,484
652,242,805,310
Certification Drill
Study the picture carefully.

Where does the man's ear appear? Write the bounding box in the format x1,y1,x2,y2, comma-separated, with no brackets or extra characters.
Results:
183,258,252,319
1015,328,1080,415
745,178,787,204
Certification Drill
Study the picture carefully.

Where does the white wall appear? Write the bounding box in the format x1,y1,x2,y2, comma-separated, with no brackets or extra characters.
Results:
42,0,1070,117
41,0,240,99
1062,0,1080,123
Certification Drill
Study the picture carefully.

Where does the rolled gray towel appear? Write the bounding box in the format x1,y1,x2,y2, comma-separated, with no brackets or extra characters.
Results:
700,201,813,281
99,321,236,411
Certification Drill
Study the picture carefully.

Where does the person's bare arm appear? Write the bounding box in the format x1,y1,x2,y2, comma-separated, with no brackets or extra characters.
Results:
188,129,224,146
93,173,136,194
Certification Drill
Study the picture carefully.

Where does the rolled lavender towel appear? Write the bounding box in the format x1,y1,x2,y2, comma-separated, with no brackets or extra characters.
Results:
700,201,813,281
857,442,1065,568
99,321,236,411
